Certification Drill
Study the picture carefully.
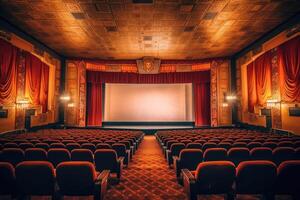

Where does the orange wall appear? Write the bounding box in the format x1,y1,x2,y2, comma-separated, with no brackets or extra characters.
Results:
236,27,300,135
0,31,61,133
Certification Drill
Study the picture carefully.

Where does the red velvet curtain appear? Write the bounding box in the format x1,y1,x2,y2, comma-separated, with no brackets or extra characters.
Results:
87,83,102,126
86,71,210,126
194,83,210,126
247,51,272,112
25,52,42,106
0,39,18,105
247,62,257,112
40,63,49,112
278,36,300,102
87,71,210,84
25,52,49,112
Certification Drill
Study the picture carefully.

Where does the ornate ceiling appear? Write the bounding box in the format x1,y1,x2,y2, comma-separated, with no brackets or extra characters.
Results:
0,0,299,60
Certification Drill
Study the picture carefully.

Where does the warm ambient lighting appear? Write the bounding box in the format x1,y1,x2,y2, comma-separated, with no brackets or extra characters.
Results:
222,103,229,107
60,94,71,102
225,94,237,101
16,97,30,108
67,102,75,108
266,99,280,108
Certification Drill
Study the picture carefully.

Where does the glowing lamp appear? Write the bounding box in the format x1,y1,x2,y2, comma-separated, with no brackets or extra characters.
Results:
16,97,30,108
225,95,237,101
266,99,280,108
222,103,229,107
60,94,71,102
67,102,75,108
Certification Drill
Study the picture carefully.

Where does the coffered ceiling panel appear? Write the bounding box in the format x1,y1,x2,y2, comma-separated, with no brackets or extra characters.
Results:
0,0,299,59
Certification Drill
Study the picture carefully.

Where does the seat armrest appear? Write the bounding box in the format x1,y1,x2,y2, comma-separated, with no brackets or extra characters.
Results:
118,157,125,166
95,170,110,184
182,169,196,184
94,170,110,200
182,169,197,200
173,156,179,171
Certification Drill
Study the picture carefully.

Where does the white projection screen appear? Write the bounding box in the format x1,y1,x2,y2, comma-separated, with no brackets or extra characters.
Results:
104,83,194,122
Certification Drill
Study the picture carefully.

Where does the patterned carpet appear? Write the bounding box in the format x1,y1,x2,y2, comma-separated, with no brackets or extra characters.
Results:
104,135,187,200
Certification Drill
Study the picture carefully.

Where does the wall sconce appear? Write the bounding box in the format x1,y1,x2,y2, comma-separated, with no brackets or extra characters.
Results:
67,102,75,108
222,103,229,107
16,97,30,109
266,99,280,108
60,94,71,102
225,94,237,102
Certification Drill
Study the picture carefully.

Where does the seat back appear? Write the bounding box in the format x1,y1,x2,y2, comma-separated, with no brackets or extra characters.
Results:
94,149,118,172
218,142,231,150
112,143,127,157
81,143,96,152
170,143,185,157
262,142,277,150
202,142,217,152
250,147,273,161
35,143,50,151
56,161,96,195
96,143,111,149
272,147,295,165
179,149,203,170
47,148,71,167
71,149,94,163
66,143,81,152
0,162,16,195
19,143,35,150
227,147,250,166
50,143,66,149
15,161,55,195
2,148,25,166
236,161,277,194
276,160,300,195
195,161,236,194
247,142,262,150
185,143,202,149
25,148,47,161
204,148,227,161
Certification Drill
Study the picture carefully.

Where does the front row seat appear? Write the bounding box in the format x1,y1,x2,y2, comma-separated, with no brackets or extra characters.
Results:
182,161,236,200
94,149,124,180
56,161,110,200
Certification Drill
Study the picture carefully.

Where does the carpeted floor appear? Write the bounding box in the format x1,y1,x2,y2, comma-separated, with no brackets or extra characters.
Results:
104,135,187,200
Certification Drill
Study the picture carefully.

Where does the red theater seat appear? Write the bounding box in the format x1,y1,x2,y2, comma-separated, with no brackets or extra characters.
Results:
185,143,202,149
272,147,295,165
71,149,94,163
18,143,34,150
218,142,231,150
203,148,227,161
247,142,262,150
250,147,273,161
50,143,66,149
236,161,277,197
166,143,185,166
66,143,81,152
0,162,16,196
202,142,217,152
81,143,96,152
275,160,300,198
278,141,294,148
1,148,25,166
263,142,277,150
112,143,130,166
173,149,203,178
4,143,18,148
35,143,50,151
24,148,47,161
15,161,56,198
96,143,112,149
56,161,109,200
94,149,123,180
227,147,250,166
182,161,235,200
47,148,71,168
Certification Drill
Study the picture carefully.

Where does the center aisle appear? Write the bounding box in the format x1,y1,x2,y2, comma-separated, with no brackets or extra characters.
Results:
105,135,187,200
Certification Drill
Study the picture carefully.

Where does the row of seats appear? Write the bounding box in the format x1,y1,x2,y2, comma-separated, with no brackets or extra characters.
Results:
182,160,300,200
167,144,300,166
173,147,300,178
0,161,109,200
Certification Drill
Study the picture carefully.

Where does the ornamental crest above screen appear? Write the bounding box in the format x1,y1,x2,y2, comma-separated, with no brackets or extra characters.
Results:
136,57,161,74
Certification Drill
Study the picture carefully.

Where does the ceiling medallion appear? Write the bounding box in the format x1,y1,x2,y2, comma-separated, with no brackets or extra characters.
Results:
136,57,161,74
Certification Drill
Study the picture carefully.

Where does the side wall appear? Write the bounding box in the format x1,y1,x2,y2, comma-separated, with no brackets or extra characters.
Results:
235,19,300,134
0,20,62,133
